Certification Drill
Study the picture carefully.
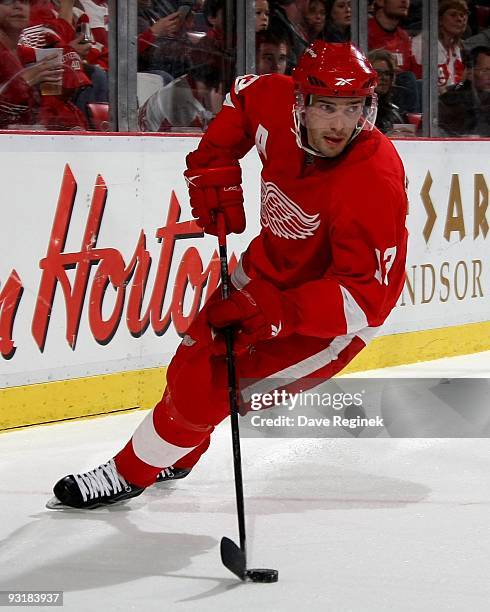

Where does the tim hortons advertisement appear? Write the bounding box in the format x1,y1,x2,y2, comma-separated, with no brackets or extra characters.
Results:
0,135,488,388
0,135,256,388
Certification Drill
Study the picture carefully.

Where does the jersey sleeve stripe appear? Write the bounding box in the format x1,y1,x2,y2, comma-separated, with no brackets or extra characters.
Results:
339,285,369,333
223,93,235,108
231,255,252,290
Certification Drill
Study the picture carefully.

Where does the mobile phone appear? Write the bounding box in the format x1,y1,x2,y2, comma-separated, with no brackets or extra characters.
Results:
178,4,192,19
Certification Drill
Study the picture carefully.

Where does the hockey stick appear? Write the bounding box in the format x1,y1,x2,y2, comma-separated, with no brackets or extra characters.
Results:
216,213,278,584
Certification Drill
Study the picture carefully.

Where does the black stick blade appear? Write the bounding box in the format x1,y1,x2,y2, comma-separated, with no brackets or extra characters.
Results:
220,537,246,580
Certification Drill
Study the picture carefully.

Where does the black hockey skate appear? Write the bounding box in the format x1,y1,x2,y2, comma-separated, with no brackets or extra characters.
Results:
155,465,192,484
46,458,145,510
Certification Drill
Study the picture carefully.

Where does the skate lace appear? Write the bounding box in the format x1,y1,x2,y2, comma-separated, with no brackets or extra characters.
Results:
161,466,175,478
74,459,131,502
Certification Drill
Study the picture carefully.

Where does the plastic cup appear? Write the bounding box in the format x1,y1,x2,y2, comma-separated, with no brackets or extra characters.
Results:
35,48,63,96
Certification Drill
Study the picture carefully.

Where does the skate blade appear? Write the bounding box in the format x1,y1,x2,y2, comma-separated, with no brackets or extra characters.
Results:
46,496,78,511
45,496,102,511
45,496,134,511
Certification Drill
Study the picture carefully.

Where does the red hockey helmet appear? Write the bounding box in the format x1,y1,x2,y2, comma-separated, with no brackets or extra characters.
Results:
293,41,377,98
292,42,378,156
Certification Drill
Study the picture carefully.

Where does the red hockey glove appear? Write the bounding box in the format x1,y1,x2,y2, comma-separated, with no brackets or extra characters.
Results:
206,279,299,350
184,165,245,235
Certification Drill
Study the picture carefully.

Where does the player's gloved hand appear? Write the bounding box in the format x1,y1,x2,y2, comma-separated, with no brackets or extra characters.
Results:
184,165,245,235
206,279,299,350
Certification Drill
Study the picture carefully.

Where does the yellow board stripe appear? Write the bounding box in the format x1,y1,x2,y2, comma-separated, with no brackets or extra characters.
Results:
1,320,489,431
0,367,168,431
341,320,490,374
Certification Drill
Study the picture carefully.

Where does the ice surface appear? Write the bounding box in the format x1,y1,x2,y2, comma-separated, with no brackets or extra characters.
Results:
1,351,489,611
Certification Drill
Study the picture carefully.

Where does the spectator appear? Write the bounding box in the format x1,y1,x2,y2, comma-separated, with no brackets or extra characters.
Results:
438,0,468,89
138,38,228,131
38,46,91,130
304,0,326,42
465,25,490,52
150,0,194,19
70,21,109,119
412,0,468,93
28,0,78,44
324,0,351,43
0,0,63,129
201,0,226,48
464,1,483,39
138,0,196,79
439,45,490,136
22,1,103,128
200,0,235,90
368,1,419,112
402,0,422,36
71,5,109,70
269,0,309,72
368,48,408,134
368,0,414,73
256,30,288,74
138,1,180,80
256,0,270,32
24,3,108,74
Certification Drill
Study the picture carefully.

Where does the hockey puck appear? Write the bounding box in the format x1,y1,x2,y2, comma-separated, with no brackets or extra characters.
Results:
245,568,279,583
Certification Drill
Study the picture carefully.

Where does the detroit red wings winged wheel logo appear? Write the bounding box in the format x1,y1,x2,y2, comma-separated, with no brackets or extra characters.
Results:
260,179,321,239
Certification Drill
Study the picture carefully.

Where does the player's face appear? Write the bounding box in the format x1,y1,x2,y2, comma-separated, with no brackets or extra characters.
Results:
305,96,364,157
256,42,288,75
473,53,490,93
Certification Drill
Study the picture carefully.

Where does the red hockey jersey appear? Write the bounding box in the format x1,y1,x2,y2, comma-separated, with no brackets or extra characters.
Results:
367,18,415,73
186,74,408,343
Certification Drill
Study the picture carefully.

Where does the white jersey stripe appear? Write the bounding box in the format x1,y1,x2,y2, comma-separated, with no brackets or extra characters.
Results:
339,285,369,333
355,325,380,345
223,93,235,108
132,409,195,467
241,333,353,402
231,255,251,290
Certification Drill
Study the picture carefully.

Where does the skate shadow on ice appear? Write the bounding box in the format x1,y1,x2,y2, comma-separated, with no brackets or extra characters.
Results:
0,509,240,600
247,462,431,514
141,463,431,517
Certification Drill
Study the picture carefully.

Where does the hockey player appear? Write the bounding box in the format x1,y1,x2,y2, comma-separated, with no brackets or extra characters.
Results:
48,41,408,510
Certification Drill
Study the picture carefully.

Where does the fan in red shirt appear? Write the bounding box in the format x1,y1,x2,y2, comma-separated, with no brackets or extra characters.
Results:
0,0,63,128
0,42,39,128
17,41,91,130
48,42,409,510
368,0,415,73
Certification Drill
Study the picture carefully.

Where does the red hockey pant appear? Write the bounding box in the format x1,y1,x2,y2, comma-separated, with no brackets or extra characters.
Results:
115,291,366,487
